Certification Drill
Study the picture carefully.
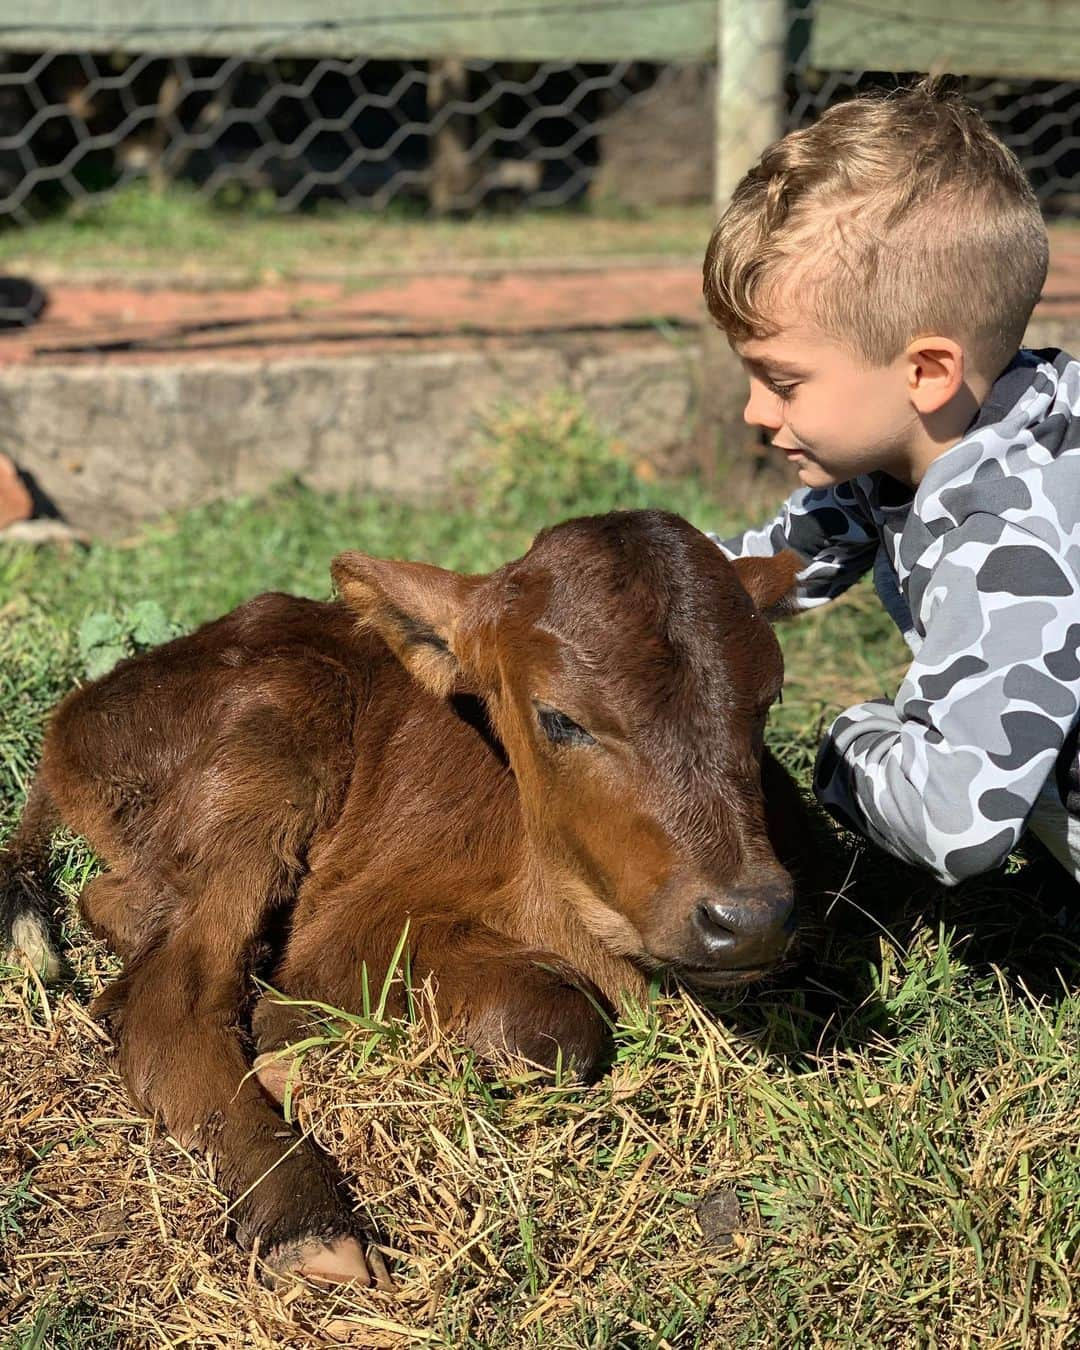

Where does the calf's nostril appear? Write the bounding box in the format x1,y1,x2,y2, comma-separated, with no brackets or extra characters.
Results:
692,899,739,948
696,901,739,945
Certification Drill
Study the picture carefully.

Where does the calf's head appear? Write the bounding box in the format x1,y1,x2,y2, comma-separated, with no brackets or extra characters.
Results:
332,511,801,986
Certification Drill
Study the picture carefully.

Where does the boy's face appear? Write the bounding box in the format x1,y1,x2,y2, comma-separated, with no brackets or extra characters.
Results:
735,307,921,490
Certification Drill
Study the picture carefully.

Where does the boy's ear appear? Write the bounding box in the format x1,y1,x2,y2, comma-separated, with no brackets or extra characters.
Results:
731,550,803,619
331,551,482,697
905,336,965,414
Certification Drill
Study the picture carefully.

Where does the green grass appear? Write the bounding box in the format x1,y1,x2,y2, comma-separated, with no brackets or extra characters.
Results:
0,182,709,282
2,396,1079,1347
4,1292,120,1350
0,183,1072,290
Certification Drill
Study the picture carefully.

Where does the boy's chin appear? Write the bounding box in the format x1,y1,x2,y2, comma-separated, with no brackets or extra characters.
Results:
791,458,839,489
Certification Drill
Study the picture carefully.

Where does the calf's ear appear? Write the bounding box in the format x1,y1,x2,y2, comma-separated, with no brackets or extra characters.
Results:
731,549,803,620
331,551,482,697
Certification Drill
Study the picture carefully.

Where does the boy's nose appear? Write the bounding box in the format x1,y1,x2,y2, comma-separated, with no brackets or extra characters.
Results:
743,385,783,432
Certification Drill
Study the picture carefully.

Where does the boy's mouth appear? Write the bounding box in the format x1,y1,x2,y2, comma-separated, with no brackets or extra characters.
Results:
774,435,818,463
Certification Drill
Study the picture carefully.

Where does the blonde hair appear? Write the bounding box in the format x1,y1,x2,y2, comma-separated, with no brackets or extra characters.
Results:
703,81,1049,378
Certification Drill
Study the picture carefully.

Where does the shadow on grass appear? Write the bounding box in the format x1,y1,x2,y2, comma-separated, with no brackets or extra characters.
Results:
694,816,1080,1069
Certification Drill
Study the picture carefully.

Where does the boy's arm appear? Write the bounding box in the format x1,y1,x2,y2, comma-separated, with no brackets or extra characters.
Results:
709,482,878,611
814,514,1080,885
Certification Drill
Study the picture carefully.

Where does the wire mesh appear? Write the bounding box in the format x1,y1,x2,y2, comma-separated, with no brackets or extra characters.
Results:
786,2,1080,218
0,55,707,223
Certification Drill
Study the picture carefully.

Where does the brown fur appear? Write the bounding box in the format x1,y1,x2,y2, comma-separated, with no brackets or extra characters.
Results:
1,510,808,1275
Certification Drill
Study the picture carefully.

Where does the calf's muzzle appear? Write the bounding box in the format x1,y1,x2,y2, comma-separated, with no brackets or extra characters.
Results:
689,879,795,971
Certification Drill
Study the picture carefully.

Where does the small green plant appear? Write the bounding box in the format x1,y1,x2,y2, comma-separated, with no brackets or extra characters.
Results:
7,1292,120,1350
460,391,674,528
0,1164,43,1240
76,600,182,679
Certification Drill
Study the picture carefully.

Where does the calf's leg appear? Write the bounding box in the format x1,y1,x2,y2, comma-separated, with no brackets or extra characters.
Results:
97,869,379,1285
0,777,62,980
82,708,380,1286
79,872,156,962
254,906,613,1093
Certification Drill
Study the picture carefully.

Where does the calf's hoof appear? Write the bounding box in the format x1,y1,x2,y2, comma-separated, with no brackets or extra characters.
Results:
253,1050,302,1107
263,1233,394,1291
6,912,63,983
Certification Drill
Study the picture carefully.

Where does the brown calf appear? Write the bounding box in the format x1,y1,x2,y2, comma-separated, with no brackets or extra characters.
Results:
1,510,805,1286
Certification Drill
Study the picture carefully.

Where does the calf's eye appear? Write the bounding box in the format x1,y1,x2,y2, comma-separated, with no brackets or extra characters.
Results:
536,704,596,747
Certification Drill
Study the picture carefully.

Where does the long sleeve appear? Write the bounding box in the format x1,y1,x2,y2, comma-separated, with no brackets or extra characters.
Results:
709,481,879,612
814,514,1080,885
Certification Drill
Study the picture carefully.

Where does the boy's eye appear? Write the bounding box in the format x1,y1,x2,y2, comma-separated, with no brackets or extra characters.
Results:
765,378,798,401
536,704,596,747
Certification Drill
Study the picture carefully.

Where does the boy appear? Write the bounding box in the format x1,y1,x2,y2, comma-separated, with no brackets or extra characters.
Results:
705,80,1080,887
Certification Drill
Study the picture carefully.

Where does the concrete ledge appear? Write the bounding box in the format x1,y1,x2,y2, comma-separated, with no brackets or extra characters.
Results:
1,335,702,532
5,309,1078,536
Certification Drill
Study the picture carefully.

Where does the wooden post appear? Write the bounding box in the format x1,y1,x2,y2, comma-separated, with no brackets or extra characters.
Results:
715,0,786,204
428,58,473,214
697,0,787,493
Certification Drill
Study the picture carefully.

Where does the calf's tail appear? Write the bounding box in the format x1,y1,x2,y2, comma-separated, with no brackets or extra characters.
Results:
1,775,63,981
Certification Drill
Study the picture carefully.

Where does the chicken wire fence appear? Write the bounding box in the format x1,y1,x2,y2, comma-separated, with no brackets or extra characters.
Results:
0,57,708,220
0,0,1078,329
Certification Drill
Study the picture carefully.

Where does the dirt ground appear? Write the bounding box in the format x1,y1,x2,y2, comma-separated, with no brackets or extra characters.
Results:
0,259,701,368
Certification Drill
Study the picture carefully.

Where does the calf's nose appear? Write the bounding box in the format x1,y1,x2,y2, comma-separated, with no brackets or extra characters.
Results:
691,881,795,968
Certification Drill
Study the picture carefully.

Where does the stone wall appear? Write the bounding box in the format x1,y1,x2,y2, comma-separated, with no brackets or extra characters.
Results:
2,337,701,532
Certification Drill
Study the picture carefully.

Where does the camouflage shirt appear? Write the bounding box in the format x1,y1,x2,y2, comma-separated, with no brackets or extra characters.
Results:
713,347,1080,886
